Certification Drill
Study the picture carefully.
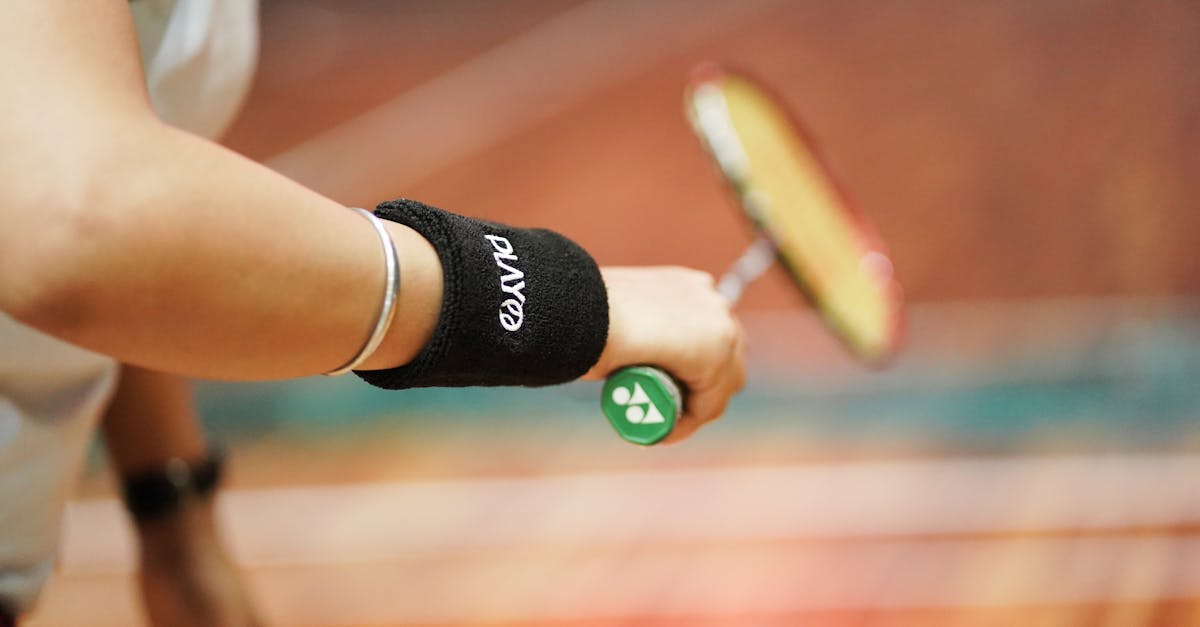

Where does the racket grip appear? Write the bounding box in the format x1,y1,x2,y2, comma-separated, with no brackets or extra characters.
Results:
601,366,684,445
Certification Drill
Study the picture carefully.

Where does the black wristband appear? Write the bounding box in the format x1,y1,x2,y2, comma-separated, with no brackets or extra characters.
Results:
354,199,609,389
121,449,224,523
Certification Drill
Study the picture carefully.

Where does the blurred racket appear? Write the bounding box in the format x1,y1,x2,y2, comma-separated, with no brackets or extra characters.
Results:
602,64,905,446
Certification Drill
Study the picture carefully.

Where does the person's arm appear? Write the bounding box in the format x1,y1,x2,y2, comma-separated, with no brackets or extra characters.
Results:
0,1,441,379
0,1,742,433
102,366,259,627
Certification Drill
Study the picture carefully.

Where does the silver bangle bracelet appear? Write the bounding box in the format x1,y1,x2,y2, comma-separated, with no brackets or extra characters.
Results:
325,207,401,376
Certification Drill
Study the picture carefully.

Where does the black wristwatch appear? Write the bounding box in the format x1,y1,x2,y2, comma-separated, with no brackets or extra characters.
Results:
121,449,224,523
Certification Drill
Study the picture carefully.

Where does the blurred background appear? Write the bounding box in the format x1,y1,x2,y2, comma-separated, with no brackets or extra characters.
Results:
30,0,1200,625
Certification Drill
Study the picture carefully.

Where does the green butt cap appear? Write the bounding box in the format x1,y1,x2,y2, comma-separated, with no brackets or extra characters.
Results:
602,366,682,446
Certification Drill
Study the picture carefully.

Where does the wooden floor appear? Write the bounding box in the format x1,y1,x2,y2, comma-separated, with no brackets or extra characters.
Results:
30,455,1200,625
29,300,1200,625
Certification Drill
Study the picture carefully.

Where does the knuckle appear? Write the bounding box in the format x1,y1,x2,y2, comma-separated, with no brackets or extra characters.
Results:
715,318,740,354
696,350,726,386
703,398,730,425
693,320,741,385
679,268,715,288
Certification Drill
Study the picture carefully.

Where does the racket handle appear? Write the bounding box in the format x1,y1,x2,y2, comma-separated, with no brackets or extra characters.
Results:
601,366,684,445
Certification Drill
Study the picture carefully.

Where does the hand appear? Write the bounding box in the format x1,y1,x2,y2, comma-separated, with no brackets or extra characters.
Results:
585,266,746,443
137,500,262,627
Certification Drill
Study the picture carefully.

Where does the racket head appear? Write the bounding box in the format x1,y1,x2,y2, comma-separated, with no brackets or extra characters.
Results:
685,64,905,365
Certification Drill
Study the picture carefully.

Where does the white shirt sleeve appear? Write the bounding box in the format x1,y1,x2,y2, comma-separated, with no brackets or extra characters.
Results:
130,0,261,139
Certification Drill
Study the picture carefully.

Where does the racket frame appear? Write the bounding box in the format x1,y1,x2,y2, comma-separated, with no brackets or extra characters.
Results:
685,63,905,365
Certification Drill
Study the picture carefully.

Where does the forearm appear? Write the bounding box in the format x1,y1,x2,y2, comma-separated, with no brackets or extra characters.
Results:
3,118,442,379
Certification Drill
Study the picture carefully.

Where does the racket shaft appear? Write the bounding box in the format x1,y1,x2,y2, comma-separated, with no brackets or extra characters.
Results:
716,235,776,303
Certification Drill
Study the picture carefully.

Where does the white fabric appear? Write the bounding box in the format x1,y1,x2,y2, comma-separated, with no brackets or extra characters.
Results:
0,0,259,613
131,0,260,139
0,316,118,614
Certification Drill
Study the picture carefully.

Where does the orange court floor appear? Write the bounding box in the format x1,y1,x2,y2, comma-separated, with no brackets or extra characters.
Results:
29,299,1200,626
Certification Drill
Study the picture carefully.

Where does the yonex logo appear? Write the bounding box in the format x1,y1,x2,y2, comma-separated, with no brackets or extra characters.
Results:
609,382,666,425
485,234,526,331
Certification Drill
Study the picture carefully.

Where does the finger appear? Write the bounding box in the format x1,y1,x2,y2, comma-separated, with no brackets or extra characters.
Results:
730,319,748,393
660,411,703,445
693,316,747,421
665,371,740,444
664,319,747,444
660,377,735,444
